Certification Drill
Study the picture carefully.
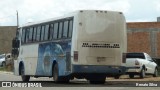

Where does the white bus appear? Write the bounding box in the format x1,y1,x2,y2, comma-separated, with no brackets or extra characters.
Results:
12,10,127,84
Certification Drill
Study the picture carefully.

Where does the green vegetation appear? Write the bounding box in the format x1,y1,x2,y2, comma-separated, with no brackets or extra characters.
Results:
0,65,13,72
0,67,6,71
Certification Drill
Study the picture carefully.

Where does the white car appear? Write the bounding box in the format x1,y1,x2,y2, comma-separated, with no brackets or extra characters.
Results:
5,53,12,65
0,54,6,67
126,52,158,78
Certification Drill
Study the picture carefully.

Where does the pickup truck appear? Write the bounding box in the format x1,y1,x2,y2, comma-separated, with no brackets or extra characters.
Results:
126,52,158,78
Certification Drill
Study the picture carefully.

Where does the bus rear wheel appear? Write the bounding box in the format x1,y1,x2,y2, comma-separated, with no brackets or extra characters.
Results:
129,74,134,78
53,64,69,83
114,75,120,79
20,65,30,82
89,76,106,84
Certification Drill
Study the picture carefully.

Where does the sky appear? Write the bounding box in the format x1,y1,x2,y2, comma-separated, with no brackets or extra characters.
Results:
0,0,160,26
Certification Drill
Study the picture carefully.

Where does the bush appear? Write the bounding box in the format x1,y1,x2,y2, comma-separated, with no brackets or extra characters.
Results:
0,67,6,71
0,64,13,72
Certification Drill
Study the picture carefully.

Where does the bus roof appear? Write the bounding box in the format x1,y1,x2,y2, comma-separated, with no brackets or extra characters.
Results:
20,11,78,28
20,10,123,28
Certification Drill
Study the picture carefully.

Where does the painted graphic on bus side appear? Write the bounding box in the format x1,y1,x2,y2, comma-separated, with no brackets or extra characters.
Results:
36,41,71,76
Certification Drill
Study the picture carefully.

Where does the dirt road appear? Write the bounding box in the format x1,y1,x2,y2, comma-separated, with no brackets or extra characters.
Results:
107,75,160,81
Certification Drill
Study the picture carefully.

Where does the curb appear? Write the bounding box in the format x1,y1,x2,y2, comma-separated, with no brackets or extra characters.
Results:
0,71,13,74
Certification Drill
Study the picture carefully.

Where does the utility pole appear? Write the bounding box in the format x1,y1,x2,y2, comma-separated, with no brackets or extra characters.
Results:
16,10,19,28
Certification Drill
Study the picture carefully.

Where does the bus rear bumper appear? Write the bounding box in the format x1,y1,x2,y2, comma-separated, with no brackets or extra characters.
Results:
72,65,126,76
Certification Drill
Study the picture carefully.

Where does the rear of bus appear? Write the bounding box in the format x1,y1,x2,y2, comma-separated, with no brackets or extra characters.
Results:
71,10,127,81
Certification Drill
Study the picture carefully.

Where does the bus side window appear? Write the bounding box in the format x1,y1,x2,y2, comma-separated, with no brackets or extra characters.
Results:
29,27,33,42
41,25,45,41
49,24,54,40
68,20,73,38
53,23,58,39
21,29,26,44
33,27,37,41
63,21,69,38
25,28,29,43
58,22,63,39
44,25,49,41
36,26,41,41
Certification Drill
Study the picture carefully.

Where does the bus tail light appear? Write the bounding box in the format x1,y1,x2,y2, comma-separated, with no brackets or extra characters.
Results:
74,51,78,62
122,53,126,63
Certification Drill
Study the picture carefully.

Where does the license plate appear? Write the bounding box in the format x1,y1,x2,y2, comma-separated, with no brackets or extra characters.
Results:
97,57,105,62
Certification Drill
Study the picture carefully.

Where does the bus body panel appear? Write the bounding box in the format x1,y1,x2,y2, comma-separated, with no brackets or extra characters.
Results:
15,41,72,76
14,60,19,75
35,40,71,76
72,65,126,75
72,11,127,66
19,44,39,75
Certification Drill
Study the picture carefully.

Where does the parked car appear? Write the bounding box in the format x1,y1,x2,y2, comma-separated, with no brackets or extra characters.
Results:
126,52,158,78
0,54,6,67
5,53,12,66
0,53,12,67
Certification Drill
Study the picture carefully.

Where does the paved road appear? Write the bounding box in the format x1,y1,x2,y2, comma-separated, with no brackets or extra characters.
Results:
0,72,160,90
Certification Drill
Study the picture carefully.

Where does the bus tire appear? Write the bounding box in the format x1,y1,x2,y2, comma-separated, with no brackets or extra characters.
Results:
89,79,105,84
53,64,61,83
114,75,120,79
129,74,134,78
89,77,106,84
53,64,69,83
20,65,30,82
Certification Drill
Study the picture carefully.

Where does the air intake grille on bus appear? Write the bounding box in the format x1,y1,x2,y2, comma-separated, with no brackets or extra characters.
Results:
82,43,120,48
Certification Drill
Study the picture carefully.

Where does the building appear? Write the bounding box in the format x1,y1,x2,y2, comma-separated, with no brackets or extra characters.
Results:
0,26,17,54
127,19,160,59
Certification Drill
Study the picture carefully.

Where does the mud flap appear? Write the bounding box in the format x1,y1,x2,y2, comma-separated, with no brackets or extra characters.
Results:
14,60,19,75
66,52,71,71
